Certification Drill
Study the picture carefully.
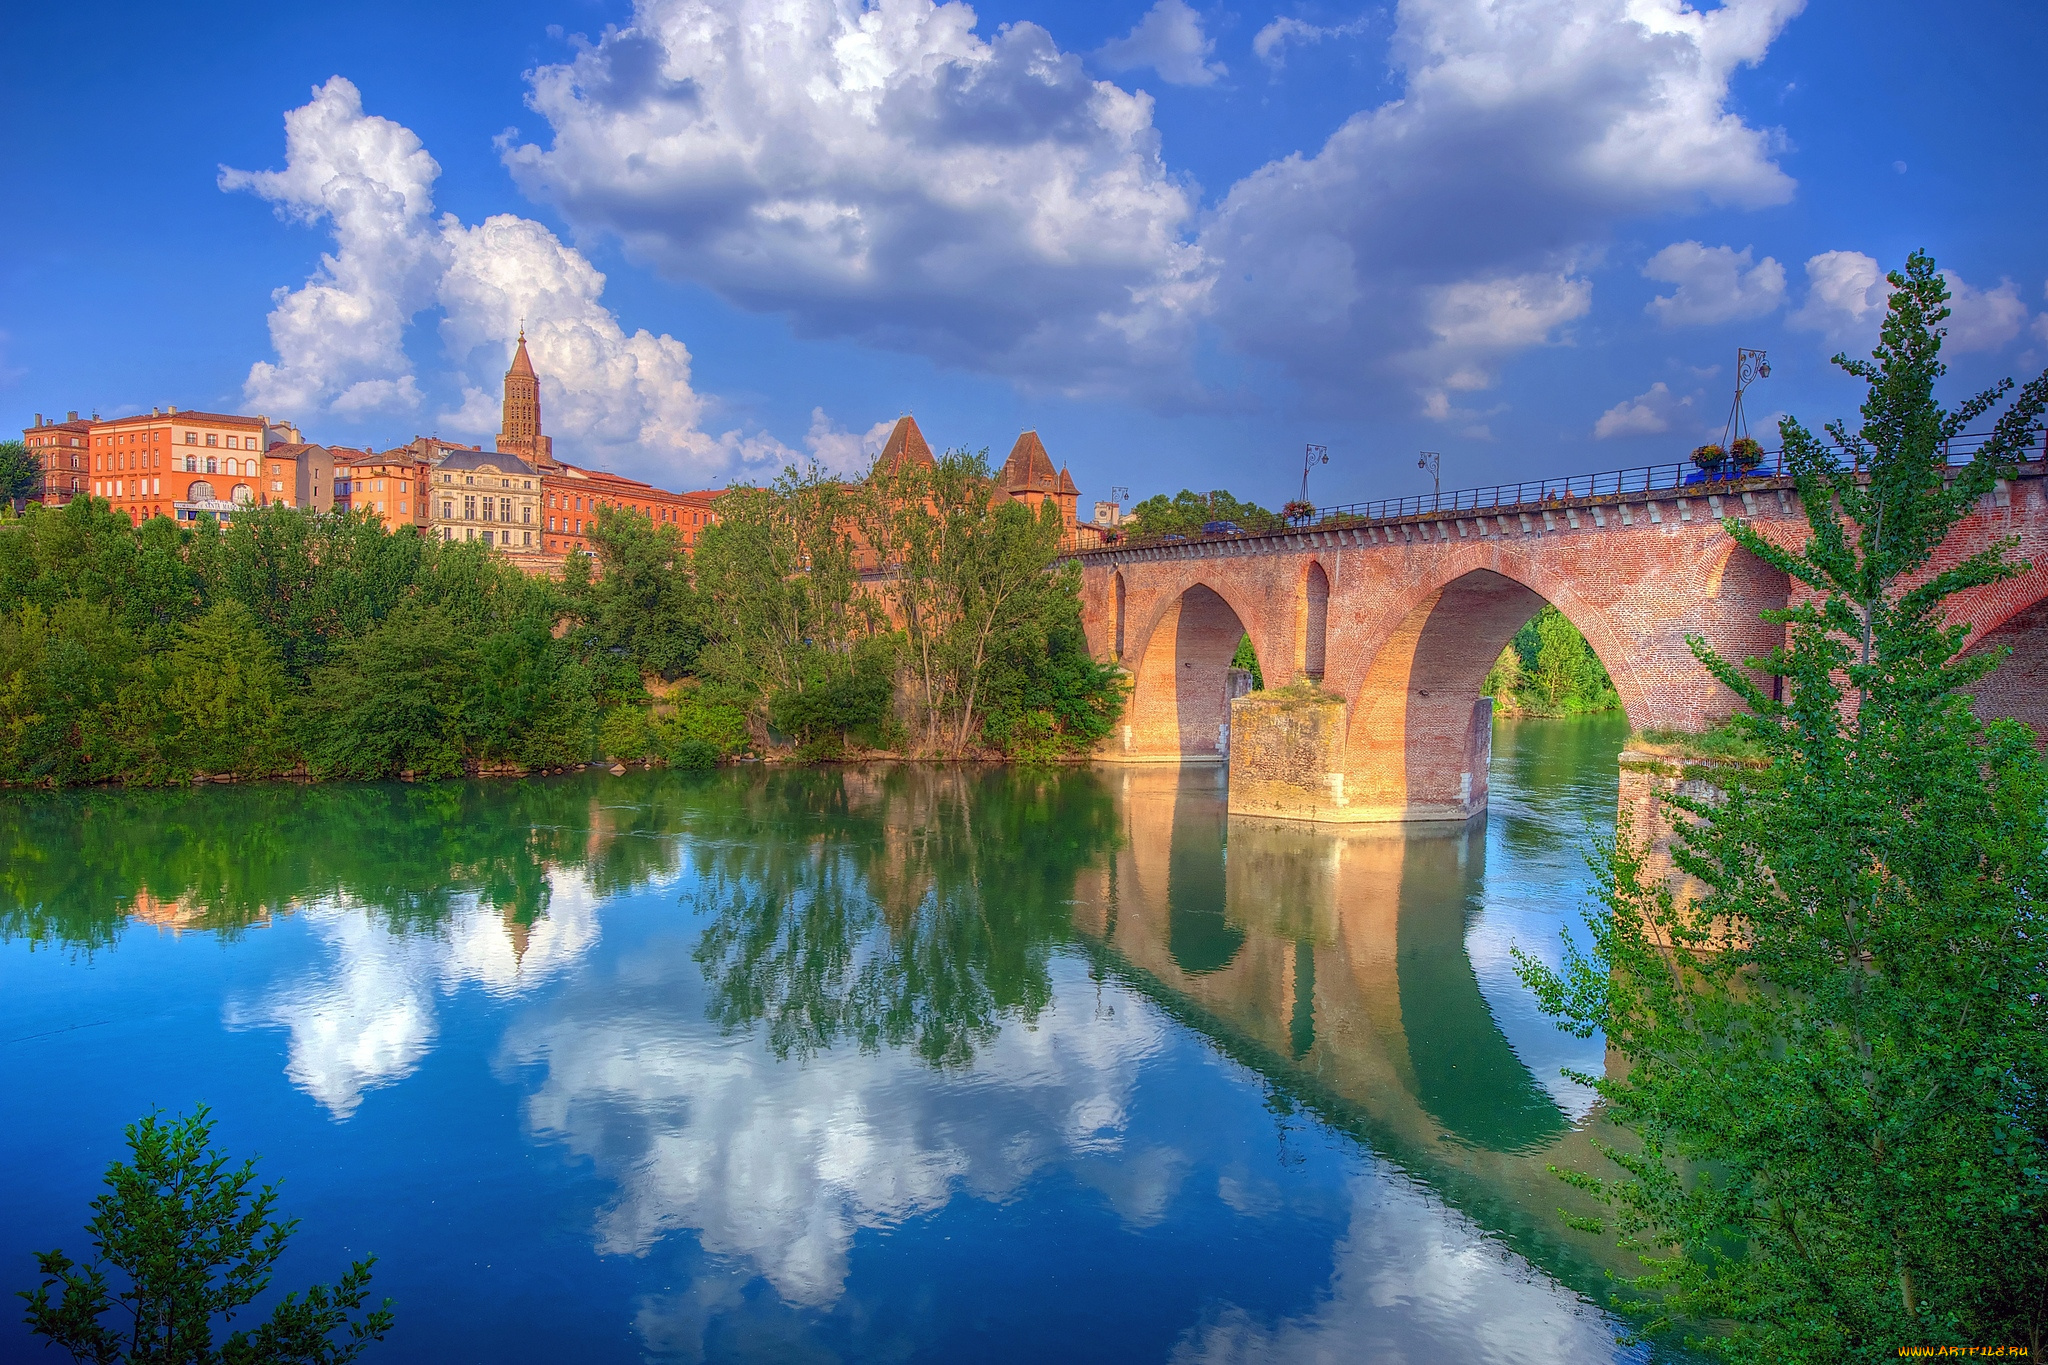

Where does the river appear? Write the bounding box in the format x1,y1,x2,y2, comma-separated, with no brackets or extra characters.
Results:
0,714,1654,1363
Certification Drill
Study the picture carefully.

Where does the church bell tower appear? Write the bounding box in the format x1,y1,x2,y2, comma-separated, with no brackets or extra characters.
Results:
495,329,555,469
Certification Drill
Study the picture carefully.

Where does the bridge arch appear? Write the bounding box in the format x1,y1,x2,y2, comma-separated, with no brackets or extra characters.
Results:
1340,564,1652,821
1120,580,1269,762
1962,590,2048,742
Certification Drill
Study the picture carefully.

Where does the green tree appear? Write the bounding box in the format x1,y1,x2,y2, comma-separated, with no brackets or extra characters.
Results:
1519,253,2048,1361
578,505,704,679
1125,489,1283,539
21,1106,393,1363
164,601,296,778
694,464,876,743
0,440,39,509
301,604,478,780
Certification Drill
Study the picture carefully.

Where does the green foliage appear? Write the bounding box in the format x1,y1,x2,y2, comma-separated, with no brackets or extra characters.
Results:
1230,633,1263,690
164,602,295,779
1483,606,1620,716
1517,252,2048,1361
0,440,38,506
1125,488,1284,539
859,448,1124,757
654,680,751,767
768,636,900,760
597,704,656,760
573,505,705,679
0,497,610,785
20,1106,392,1363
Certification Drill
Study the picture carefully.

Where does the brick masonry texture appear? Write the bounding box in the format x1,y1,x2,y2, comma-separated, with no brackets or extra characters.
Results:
1077,469,2048,822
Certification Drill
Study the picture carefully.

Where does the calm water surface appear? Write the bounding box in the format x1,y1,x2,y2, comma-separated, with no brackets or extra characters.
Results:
1,716,1649,1363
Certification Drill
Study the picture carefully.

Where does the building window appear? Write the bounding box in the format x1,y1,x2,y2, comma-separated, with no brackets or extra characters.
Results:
226,437,238,450
463,495,476,520
271,481,283,493
499,497,511,521
465,475,475,485
442,500,453,519
482,530,494,546
206,457,217,474
185,432,196,445
206,434,217,447
523,531,532,546
523,505,532,524
232,484,253,506
188,480,216,501
481,497,493,522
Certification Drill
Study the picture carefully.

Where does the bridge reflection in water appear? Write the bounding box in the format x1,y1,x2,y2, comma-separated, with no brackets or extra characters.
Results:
1073,715,1636,1292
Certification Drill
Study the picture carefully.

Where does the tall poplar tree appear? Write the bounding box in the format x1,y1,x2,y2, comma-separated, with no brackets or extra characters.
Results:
1521,253,2048,1361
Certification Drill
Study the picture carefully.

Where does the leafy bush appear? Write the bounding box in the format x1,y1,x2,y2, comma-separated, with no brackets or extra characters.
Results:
22,1106,393,1362
597,704,656,761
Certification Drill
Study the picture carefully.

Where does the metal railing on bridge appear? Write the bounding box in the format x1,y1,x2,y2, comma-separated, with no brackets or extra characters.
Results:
1061,428,2045,558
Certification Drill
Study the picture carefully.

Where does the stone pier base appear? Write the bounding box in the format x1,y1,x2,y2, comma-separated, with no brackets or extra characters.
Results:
1225,685,1350,821
1225,687,1496,824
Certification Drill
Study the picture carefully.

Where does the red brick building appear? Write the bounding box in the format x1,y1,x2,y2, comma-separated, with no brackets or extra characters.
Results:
21,412,92,506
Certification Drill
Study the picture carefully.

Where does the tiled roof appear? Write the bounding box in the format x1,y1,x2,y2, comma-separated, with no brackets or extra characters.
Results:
998,430,1060,494
267,443,324,457
874,415,935,474
1056,465,1078,496
508,332,536,377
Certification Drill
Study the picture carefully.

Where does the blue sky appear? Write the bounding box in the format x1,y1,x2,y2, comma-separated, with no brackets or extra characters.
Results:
6,0,2046,508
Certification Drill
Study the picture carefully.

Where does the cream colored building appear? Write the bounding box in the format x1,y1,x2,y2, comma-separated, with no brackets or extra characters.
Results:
428,448,541,551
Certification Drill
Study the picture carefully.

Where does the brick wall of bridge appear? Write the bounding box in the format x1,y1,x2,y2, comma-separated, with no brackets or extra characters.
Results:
1077,470,2048,820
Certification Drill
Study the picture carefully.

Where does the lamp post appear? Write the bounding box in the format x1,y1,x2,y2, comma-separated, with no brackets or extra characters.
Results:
1300,444,1328,504
1417,451,1441,508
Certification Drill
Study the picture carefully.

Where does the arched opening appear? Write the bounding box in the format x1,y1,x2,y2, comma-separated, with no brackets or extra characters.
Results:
1704,545,1793,702
1303,561,1329,681
1124,584,1260,761
1345,570,1630,821
1113,571,1126,660
187,480,216,502
231,484,254,506
1964,597,2048,745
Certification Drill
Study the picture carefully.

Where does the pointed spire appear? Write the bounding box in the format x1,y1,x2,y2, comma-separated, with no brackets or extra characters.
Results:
874,414,935,475
508,328,535,377
999,430,1058,493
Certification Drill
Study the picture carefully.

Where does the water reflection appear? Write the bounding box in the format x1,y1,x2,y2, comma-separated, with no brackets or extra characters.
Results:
1,719,1639,1360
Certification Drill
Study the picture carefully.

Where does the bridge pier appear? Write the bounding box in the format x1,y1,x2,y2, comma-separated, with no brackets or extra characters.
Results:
1225,687,1493,823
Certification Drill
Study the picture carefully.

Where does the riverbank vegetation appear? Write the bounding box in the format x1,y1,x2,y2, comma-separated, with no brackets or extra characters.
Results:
0,451,1123,787
1519,253,2048,1360
1484,606,1622,716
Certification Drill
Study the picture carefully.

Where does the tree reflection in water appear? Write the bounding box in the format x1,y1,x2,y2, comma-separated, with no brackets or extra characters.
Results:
688,766,1123,1067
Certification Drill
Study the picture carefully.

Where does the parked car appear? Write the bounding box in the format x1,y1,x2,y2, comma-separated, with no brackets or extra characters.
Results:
1201,520,1244,535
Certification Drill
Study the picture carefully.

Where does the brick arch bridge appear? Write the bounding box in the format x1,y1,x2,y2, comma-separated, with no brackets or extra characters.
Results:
1071,463,2048,823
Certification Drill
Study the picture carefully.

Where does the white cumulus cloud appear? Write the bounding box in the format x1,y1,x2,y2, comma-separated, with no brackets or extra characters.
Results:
803,408,899,476
1200,0,1805,411
496,0,1803,418
225,76,773,485
504,0,1208,399
1643,241,1786,326
1789,252,2030,357
1942,272,2029,353
1592,380,1697,439
1098,0,1228,87
1787,249,1890,350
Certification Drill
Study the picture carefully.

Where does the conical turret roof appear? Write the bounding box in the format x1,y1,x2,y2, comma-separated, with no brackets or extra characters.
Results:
999,430,1059,494
508,329,535,378
874,414,935,474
